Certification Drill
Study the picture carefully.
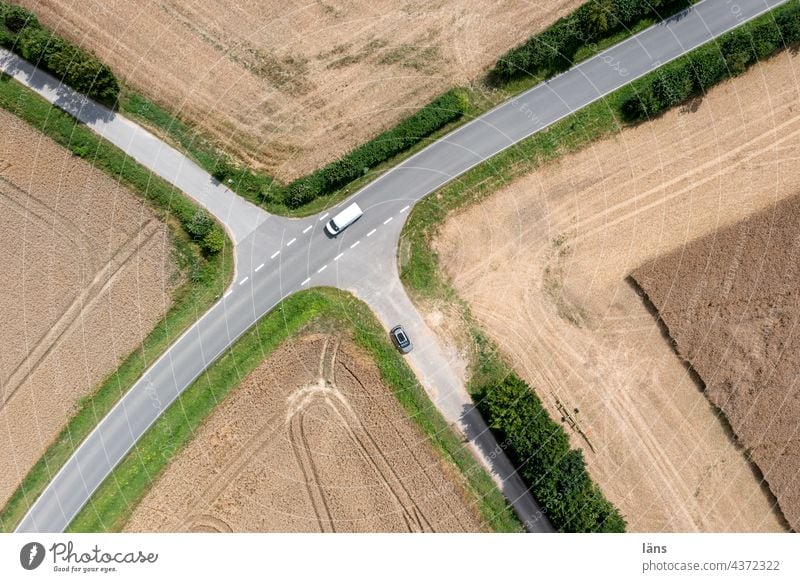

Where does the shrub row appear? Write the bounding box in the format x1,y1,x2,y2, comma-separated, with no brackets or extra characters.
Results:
0,2,119,103
476,375,626,532
491,0,689,83
281,89,469,208
621,0,800,121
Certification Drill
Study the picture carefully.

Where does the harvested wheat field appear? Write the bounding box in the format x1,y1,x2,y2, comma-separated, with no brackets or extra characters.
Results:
0,108,179,508
430,49,800,531
126,333,485,532
632,195,800,531
20,0,580,181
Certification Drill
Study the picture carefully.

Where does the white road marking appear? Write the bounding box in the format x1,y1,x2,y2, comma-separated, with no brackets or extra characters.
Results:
319,213,329,221
270,251,280,259
223,289,233,298
334,253,344,261
317,265,327,273
367,229,376,237
286,238,296,246
255,263,264,272
400,205,410,213
301,278,310,286
350,240,360,249
302,225,312,234
239,277,249,285
383,217,393,225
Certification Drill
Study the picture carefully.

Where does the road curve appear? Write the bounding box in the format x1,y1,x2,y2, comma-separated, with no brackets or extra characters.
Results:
5,0,785,533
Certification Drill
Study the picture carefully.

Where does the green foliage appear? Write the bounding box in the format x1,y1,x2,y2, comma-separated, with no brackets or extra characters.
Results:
0,1,119,103
491,0,689,83
0,3,37,33
476,375,626,532
282,89,469,208
622,0,800,121
201,227,226,254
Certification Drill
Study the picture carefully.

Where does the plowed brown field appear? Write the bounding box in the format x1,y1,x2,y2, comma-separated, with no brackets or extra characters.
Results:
20,0,580,181
0,108,178,508
431,50,800,531
125,333,485,532
632,194,800,531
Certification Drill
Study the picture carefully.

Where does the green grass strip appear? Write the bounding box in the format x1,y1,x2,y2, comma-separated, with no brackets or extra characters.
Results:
0,73,233,532
67,288,521,533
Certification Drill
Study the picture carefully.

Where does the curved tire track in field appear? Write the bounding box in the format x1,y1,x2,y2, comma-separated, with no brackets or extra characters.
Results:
286,337,434,532
0,219,162,408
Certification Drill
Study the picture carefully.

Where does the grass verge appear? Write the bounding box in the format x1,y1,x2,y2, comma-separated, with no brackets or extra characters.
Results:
115,2,695,218
67,288,521,533
0,74,234,532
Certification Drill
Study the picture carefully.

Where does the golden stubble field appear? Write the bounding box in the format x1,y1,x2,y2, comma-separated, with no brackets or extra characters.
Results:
125,333,485,532
431,50,800,531
0,108,179,508
20,0,580,181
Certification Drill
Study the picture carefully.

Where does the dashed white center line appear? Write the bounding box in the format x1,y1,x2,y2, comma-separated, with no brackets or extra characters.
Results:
367,229,377,237
319,213,329,221
302,225,312,234
400,205,410,213
239,277,249,285
383,217,393,225
286,238,296,247
317,265,327,273
255,263,264,272
270,251,280,259
301,277,310,286
350,240,360,249
334,253,344,261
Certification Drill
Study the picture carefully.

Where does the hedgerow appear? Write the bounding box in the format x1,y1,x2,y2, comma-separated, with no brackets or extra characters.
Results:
281,89,469,208
491,0,690,83
476,375,626,532
0,2,119,103
621,0,800,121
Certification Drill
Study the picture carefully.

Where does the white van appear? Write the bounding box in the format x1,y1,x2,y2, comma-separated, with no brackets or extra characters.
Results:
325,202,363,236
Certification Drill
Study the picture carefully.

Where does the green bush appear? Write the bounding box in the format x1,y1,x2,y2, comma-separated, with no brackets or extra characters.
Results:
476,375,626,532
0,1,120,103
201,227,226,254
1,3,37,33
621,0,800,122
282,89,469,208
491,0,689,83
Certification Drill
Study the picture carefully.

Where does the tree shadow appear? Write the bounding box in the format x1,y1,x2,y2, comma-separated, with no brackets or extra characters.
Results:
0,49,114,125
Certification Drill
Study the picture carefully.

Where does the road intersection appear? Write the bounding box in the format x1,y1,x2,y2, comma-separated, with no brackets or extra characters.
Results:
2,0,785,533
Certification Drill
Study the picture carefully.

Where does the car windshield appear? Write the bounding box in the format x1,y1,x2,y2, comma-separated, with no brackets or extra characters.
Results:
396,331,407,344
328,220,340,232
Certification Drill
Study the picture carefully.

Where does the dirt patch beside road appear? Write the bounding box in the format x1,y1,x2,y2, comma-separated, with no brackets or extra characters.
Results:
430,49,800,531
0,108,178,508
632,195,800,531
125,332,485,532
20,0,580,181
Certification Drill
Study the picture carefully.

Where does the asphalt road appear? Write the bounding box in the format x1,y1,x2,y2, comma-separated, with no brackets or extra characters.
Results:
5,0,786,533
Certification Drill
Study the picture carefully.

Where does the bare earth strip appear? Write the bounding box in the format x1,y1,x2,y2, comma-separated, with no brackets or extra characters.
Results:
632,195,800,531
0,108,179,508
20,0,580,181
125,333,485,532
431,50,800,531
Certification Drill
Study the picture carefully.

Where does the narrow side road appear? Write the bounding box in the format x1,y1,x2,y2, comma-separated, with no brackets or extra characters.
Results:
3,0,785,533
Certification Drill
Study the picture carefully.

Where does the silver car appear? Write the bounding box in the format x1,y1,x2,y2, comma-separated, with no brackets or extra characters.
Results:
390,325,412,354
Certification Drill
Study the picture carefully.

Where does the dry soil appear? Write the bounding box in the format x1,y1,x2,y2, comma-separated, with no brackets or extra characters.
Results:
125,333,485,532
0,107,178,509
430,49,800,531
20,0,581,181
632,194,800,531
